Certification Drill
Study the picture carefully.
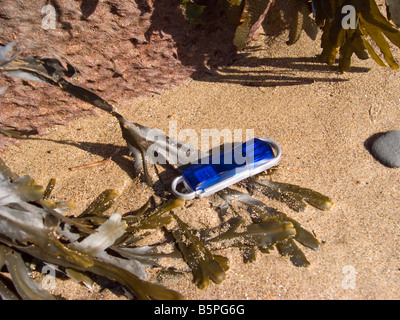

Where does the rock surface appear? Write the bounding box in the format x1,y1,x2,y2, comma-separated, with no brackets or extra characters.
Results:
0,0,236,151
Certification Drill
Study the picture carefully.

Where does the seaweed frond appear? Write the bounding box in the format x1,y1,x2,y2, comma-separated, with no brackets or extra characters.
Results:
79,189,119,219
0,244,58,300
252,178,334,212
124,198,185,235
0,156,184,300
317,0,400,72
233,0,273,50
171,212,229,290
205,216,296,249
215,187,323,266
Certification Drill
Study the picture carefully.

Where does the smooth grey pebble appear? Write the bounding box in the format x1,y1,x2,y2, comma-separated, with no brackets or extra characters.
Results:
370,130,400,168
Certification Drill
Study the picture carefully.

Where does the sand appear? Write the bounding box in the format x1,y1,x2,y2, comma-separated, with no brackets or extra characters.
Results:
1,31,400,300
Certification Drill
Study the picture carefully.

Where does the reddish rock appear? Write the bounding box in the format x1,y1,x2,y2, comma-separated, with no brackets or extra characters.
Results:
0,0,236,151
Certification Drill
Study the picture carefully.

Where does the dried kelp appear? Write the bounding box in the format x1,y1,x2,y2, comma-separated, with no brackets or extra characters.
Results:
0,157,184,300
280,0,319,45
42,178,56,201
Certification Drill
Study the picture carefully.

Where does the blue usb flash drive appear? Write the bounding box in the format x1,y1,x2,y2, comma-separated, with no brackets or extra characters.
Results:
171,138,281,200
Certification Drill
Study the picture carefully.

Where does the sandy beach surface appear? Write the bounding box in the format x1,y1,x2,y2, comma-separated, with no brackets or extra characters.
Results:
1,30,400,300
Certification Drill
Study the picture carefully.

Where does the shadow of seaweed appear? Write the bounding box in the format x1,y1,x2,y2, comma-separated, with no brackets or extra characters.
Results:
80,0,100,19
193,55,371,87
17,135,184,198
18,136,138,181
232,55,371,73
